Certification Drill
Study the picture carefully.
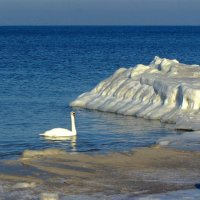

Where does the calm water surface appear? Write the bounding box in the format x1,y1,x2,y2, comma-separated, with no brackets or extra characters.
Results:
0,26,200,159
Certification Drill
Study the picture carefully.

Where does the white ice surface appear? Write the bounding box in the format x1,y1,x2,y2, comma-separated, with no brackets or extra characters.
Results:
1,180,200,200
71,57,200,130
61,189,200,199
1,187,200,200
134,189,200,200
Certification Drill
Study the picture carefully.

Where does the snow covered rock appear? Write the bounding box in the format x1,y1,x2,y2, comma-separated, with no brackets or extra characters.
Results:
70,57,200,130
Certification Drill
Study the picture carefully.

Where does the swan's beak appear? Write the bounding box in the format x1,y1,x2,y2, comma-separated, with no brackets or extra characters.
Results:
71,112,76,116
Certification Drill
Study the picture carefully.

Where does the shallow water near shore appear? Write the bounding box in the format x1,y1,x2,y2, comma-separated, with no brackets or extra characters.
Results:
1,147,200,199
0,108,179,160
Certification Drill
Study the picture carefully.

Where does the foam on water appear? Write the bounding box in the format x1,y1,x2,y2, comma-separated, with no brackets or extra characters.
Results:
71,57,200,131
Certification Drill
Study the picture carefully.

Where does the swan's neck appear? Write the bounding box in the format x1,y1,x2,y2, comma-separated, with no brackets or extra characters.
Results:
71,115,77,134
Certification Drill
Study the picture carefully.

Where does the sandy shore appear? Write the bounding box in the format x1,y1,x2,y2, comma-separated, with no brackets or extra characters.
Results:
1,146,200,198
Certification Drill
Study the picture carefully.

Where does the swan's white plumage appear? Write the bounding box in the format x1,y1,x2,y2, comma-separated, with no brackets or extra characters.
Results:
41,128,76,137
40,112,77,137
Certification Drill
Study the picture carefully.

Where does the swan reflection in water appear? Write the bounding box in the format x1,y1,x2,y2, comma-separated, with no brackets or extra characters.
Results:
42,135,77,152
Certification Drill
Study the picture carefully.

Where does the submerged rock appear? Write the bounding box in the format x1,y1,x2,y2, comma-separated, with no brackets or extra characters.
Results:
71,56,200,130
13,182,36,189
40,193,59,200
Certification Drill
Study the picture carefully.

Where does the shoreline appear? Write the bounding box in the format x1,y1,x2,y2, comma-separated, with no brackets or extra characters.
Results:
1,146,200,198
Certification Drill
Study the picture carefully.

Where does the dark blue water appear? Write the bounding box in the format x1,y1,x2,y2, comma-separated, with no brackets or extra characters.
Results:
0,26,200,159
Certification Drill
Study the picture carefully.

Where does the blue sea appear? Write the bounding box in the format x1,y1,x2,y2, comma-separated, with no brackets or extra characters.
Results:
0,26,200,159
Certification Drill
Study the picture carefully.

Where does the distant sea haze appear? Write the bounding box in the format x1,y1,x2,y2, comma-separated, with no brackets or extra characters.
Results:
0,26,200,159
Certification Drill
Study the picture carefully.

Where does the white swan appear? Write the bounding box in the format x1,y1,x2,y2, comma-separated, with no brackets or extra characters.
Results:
40,111,77,137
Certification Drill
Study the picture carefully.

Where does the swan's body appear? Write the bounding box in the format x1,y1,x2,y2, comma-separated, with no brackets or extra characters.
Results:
41,128,76,137
40,112,77,137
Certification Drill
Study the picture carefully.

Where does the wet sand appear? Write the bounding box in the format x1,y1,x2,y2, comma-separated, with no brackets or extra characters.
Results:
1,146,200,198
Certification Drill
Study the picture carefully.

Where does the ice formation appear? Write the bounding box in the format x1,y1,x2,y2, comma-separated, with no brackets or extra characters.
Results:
71,57,200,130
157,131,200,151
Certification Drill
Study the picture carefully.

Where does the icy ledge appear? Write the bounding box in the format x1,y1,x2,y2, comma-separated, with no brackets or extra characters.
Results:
71,57,200,130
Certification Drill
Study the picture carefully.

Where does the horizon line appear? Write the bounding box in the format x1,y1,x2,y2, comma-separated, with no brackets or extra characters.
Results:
0,24,200,27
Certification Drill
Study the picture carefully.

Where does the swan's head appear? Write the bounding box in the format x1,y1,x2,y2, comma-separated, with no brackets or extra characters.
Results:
71,111,76,117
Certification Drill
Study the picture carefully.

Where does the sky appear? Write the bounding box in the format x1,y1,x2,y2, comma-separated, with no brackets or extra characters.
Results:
0,0,199,25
